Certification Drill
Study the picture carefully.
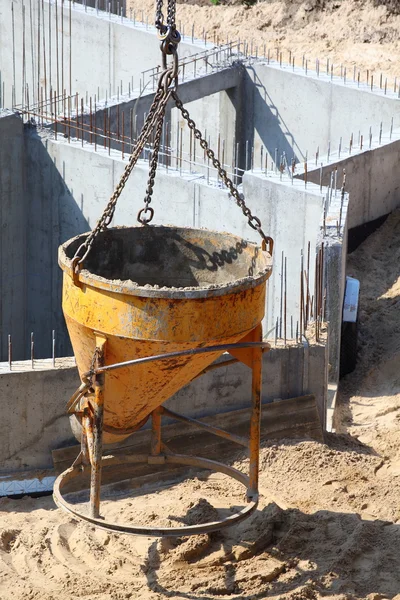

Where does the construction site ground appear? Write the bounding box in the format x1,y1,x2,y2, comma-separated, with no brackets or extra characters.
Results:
0,215,399,599
1,2,400,599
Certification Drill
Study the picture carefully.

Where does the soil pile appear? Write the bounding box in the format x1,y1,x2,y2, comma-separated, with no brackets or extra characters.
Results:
1,424,400,598
127,0,400,80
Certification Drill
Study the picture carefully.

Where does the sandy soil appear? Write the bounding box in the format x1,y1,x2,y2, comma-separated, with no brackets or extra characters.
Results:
127,0,400,82
0,212,399,600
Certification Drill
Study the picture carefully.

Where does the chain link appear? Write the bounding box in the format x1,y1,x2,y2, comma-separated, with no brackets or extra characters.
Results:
155,0,180,54
71,4,272,275
87,346,101,389
72,68,175,270
166,0,176,30
137,102,166,224
172,91,273,255
155,0,176,32
155,0,166,34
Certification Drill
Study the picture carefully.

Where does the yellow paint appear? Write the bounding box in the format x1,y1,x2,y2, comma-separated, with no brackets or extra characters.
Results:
60,234,272,444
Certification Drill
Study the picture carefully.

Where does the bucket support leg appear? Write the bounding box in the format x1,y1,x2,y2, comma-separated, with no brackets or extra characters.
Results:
55,335,269,535
81,407,91,466
248,323,262,502
151,407,162,456
90,335,107,519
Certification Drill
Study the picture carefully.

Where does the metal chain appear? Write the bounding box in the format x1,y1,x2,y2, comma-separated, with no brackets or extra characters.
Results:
138,104,166,224
166,0,176,30
155,0,166,34
155,0,180,56
155,0,176,32
172,91,273,255
65,345,100,413
72,6,272,274
72,68,175,270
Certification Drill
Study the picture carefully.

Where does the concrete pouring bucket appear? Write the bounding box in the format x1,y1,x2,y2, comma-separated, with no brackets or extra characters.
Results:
59,225,272,445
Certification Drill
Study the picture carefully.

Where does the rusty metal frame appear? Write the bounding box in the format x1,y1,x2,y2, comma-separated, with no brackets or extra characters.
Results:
53,454,258,536
53,329,267,536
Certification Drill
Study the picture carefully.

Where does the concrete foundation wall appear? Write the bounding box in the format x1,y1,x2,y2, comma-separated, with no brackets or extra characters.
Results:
242,172,325,335
318,189,349,382
0,112,27,360
22,132,332,359
74,68,241,171
0,340,327,472
74,0,127,16
300,135,400,228
248,62,400,166
169,88,238,174
0,0,206,108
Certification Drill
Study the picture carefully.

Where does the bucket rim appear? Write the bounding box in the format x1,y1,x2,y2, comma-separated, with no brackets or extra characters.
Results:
58,225,272,299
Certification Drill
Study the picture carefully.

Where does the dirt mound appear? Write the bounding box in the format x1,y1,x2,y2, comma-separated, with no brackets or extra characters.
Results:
1,426,400,600
373,0,400,16
129,0,400,79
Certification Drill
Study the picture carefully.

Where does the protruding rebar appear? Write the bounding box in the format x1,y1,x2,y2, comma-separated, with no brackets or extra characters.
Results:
284,256,287,346
31,332,34,369
52,330,56,367
300,251,304,338
279,251,283,339
8,335,12,371
338,169,346,237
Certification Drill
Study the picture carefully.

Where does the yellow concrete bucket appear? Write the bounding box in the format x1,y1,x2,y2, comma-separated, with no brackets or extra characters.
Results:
59,225,271,443
55,225,273,534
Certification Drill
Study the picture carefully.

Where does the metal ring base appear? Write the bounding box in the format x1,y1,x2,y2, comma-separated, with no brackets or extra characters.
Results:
53,453,258,536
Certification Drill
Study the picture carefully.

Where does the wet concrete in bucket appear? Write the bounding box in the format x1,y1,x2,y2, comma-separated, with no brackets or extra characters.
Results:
59,226,272,298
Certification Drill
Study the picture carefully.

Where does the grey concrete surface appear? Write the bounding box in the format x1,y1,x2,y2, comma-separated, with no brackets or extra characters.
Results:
318,188,349,383
0,358,79,472
0,340,326,472
242,171,326,335
299,133,400,229
70,66,241,170
0,0,209,108
23,132,334,360
247,62,400,167
0,112,27,361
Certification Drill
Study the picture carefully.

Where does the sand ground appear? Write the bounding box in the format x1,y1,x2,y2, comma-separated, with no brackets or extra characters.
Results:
1,3,400,599
0,214,399,599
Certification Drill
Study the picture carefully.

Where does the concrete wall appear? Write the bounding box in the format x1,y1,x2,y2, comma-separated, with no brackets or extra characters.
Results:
0,0,208,108
74,0,127,16
24,128,85,359
71,66,241,172
1,119,347,367
0,360,78,472
169,87,239,175
298,134,400,229
243,172,325,336
25,132,330,355
247,62,400,167
0,112,27,360
318,189,349,382
0,340,327,472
